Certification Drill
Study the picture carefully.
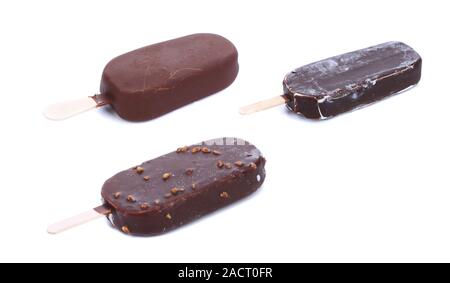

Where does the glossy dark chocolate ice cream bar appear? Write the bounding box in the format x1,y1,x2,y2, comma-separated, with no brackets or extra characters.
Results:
283,41,422,119
99,33,238,121
101,138,266,236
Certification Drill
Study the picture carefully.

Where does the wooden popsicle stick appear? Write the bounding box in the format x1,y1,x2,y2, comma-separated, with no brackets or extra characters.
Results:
43,94,111,121
43,97,98,120
239,95,287,115
47,205,111,235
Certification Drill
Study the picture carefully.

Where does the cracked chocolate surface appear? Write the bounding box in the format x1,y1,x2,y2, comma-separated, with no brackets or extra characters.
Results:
283,41,422,119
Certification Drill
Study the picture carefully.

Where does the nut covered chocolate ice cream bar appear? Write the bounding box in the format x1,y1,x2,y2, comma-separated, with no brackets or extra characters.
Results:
45,33,238,121
240,41,422,118
48,138,266,236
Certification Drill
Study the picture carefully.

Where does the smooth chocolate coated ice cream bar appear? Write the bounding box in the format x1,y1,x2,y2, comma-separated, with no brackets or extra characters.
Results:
98,33,238,121
283,41,422,119
101,138,266,236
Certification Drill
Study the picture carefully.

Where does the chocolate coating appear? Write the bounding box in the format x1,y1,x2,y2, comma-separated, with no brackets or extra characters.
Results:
101,138,266,236
100,34,239,121
283,41,422,119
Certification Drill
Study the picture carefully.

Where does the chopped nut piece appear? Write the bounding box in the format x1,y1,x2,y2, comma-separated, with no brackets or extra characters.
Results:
217,160,224,168
191,183,196,190
126,195,136,202
143,176,150,181
121,226,130,234
164,193,172,198
191,147,201,153
140,203,150,210
248,162,257,170
166,213,172,220
201,147,211,153
162,172,171,180
212,150,222,155
176,146,189,153
234,161,244,167
136,166,145,174
184,168,194,176
154,199,161,205
171,187,185,195
220,192,230,199
225,163,232,169
113,192,121,199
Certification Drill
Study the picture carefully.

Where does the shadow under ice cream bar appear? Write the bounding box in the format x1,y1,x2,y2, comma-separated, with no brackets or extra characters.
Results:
44,33,238,121
48,138,266,236
240,41,422,118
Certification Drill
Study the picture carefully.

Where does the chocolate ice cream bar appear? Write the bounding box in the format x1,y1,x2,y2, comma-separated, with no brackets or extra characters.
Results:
240,41,422,118
48,138,266,236
283,41,421,118
45,33,239,121
102,137,265,236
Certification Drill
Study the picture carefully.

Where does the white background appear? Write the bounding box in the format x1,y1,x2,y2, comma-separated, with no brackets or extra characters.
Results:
0,0,449,263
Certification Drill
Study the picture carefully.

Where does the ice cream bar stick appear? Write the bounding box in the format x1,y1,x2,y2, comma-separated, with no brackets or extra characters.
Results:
43,94,110,121
47,205,111,234
239,95,287,115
